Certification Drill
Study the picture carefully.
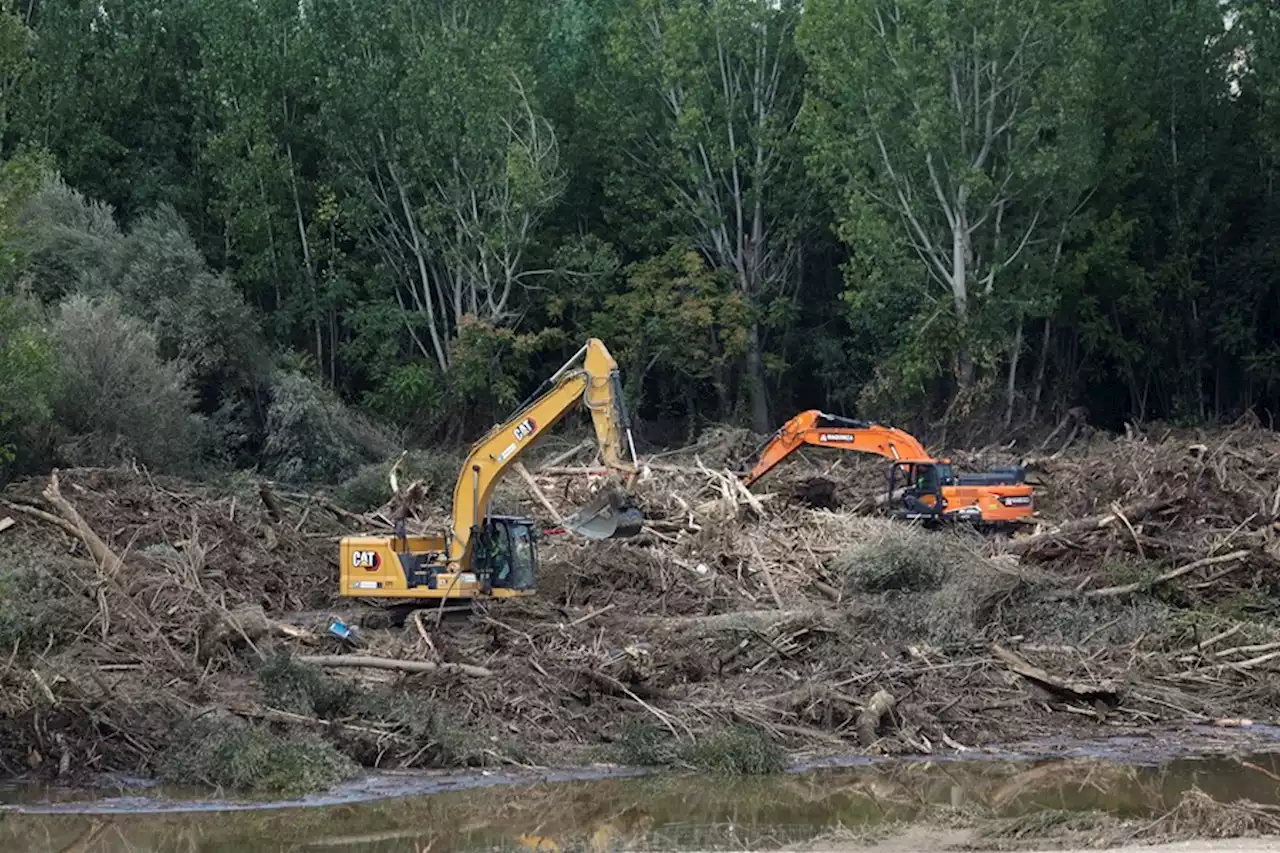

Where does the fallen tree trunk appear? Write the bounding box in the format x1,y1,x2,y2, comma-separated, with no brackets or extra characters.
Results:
1082,550,1251,599
298,654,492,678
42,471,124,576
992,644,1120,704
1002,496,1175,555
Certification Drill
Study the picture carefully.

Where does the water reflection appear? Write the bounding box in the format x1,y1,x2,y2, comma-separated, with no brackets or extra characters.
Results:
2,751,1279,853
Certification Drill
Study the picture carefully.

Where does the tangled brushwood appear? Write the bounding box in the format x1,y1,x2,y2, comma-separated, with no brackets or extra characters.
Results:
3,416,1280,792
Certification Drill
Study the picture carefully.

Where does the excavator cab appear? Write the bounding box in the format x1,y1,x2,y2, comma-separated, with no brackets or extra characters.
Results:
473,516,538,591
889,461,946,520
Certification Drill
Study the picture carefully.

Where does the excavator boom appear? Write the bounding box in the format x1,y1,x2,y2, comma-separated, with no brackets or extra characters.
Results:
740,410,931,487
338,338,644,602
447,338,641,568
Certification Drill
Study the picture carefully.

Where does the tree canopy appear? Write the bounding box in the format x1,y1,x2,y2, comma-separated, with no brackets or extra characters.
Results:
0,0,1275,482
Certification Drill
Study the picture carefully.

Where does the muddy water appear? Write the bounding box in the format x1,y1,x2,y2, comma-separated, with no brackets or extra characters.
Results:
3,732,1280,853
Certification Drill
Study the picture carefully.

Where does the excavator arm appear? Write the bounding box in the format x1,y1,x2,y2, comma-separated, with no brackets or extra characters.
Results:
739,410,932,486
447,338,641,570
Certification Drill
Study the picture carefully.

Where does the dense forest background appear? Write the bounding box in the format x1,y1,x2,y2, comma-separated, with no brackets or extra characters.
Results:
0,0,1277,487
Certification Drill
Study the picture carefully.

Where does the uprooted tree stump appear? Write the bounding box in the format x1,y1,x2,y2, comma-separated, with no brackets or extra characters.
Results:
857,689,897,747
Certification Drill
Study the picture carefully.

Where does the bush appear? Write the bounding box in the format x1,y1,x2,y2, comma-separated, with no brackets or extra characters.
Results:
680,725,786,776
255,652,356,719
49,292,206,473
352,691,471,767
156,717,357,796
113,205,268,389
833,527,971,594
613,721,678,766
334,449,465,512
0,553,84,656
0,293,56,470
260,368,394,484
608,722,785,775
832,526,1034,648
12,176,121,302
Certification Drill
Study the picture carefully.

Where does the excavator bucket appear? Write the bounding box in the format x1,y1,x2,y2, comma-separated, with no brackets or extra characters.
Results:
560,486,644,540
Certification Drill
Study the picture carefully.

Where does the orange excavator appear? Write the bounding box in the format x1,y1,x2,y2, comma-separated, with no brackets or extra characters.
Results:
737,410,1034,524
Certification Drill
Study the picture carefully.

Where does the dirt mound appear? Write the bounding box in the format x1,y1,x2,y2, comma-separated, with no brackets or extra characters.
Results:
2,421,1280,792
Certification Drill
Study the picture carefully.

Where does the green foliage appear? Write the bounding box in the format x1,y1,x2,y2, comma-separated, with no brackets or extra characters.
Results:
335,449,465,512
1,0,1280,462
592,248,751,419
800,0,1102,410
0,551,84,656
261,367,394,485
0,292,54,467
445,316,550,430
681,726,786,776
613,720,679,766
609,721,785,775
50,292,206,473
11,176,121,301
255,652,357,720
834,529,961,595
156,717,358,796
0,149,56,282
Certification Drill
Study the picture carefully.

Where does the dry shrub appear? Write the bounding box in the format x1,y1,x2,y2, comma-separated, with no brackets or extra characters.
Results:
1131,787,1280,841
833,527,1026,647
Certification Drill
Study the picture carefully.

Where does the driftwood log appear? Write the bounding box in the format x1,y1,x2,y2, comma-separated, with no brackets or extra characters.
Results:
298,654,492,678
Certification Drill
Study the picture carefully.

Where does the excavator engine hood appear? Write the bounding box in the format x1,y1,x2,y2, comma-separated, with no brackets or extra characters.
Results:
560,486,644,540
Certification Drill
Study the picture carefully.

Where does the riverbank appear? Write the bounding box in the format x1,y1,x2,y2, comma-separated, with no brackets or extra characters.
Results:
1,419,1279,799
4,730,1280,852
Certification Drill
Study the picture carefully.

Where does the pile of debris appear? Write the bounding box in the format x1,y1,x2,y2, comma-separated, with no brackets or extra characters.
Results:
1,416,1280,787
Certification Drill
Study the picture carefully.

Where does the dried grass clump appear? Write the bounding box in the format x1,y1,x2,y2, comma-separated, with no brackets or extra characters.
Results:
833,528,1027,647
1130,787,1280,841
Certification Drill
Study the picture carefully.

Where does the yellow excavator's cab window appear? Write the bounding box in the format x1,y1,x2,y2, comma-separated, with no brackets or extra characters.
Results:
509,522,536,590
482,517,537,591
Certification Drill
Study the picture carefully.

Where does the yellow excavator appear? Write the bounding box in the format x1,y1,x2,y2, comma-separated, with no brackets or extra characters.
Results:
338,339,644,602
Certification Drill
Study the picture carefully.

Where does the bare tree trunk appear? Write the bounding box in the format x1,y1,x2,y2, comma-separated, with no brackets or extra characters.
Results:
286,144,323,371
950,191,973,390
1030,317,1052,423
385,152,449,374
746,321,771,433
1004,319,1023,428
